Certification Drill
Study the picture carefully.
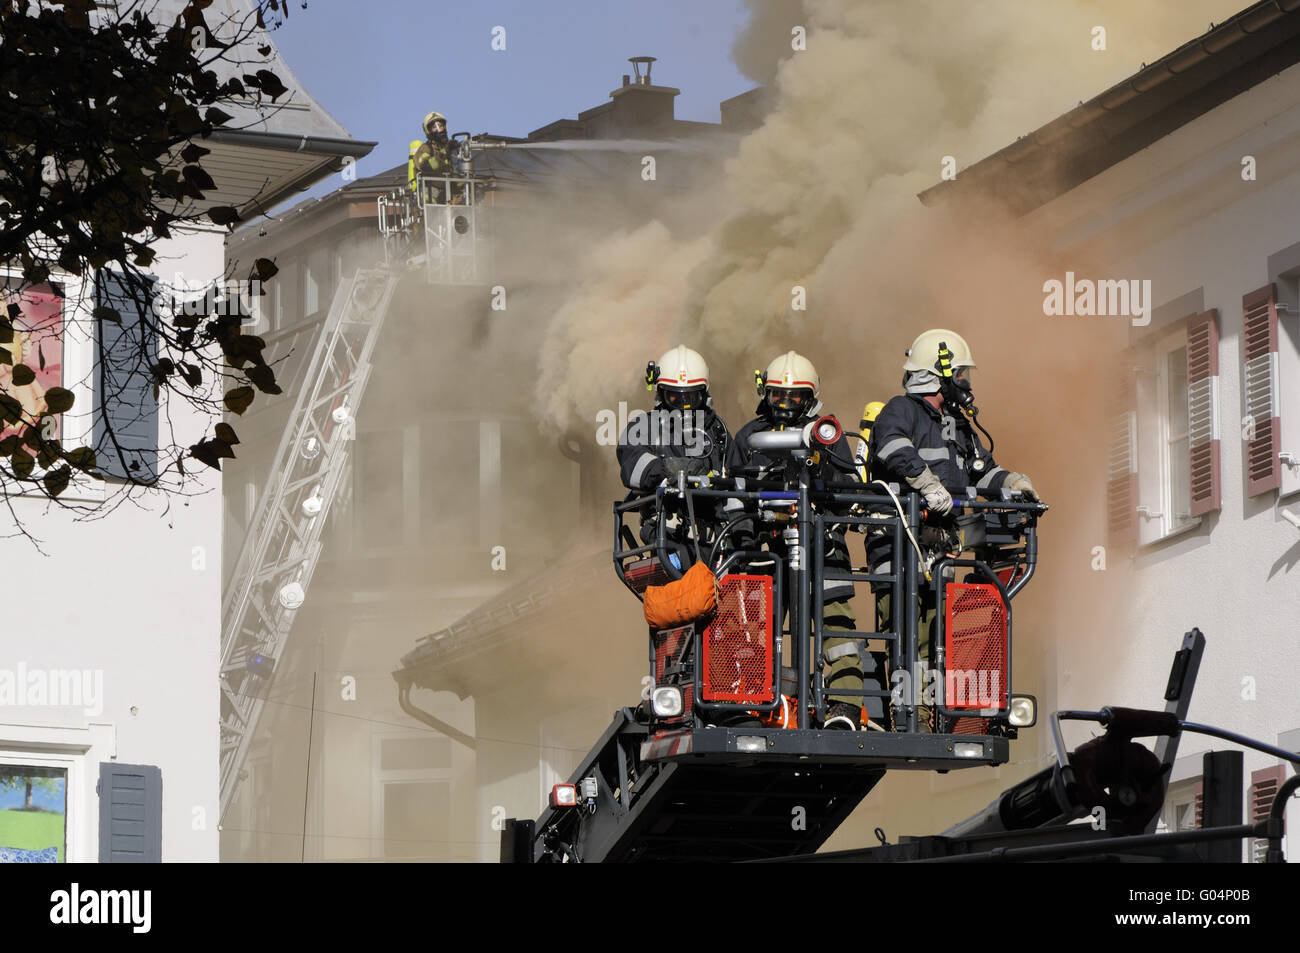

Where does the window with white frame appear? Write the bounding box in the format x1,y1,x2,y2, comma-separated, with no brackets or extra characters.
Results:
1158,776,1201,834
1136,325,1199,542
371,730,453,860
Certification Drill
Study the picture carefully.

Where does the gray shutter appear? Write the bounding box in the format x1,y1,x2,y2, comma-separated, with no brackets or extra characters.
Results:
98,762,163,862
93,270,158,481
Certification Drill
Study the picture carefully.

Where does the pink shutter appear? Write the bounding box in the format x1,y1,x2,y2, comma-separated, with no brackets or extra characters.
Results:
1187,310,1221,516
1193,778,1204,829
1242,285,1281,496
1107,349,1139,545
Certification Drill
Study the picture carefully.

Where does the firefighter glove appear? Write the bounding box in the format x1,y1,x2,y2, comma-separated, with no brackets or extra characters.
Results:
1004,472,1038,502
906,467,953,516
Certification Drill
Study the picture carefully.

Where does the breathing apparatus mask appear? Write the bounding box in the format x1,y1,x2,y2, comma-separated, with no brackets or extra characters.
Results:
934,341,977,417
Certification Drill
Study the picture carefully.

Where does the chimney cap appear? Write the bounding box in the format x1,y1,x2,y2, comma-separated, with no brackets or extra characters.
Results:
628,55,657,84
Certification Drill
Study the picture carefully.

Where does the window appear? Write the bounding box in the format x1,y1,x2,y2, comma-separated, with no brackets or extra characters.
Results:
420,419,479,547
355,429,405,549
1109,310,1221,547
371,730,453,860
303,246,331,318
1263,277,1300,497
1157,776,1201,834
1137,326,1200,542
0,763,68,862
1,279,66,446
0,270,100,499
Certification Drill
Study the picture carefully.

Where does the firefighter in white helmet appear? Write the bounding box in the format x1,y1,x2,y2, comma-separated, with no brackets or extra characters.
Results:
728,351,875,731
409,111,452,202
867,329,1037,731
618,345,732,492
618,345,734,575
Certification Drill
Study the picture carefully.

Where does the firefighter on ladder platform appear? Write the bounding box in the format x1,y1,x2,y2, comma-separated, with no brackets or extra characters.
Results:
617,346,733,567
409,111,453,205
866,329,1038,731
727,351,872,730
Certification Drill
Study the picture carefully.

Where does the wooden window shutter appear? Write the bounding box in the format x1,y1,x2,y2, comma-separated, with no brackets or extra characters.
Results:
1187,310,1221,516
1193,778,1204,829
1242,284,1281,496
93,270,159,481
1107,348,1139,545
1249,765,1287,863
98,762,163,862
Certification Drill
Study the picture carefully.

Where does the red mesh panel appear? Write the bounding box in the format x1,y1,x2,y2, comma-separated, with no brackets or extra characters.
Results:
701,575,774,704
625,557,672,595
652,624,693,717
945,583,1007,712
951,716,987,734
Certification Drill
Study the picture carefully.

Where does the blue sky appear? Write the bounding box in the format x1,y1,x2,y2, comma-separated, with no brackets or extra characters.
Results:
270,0,757,198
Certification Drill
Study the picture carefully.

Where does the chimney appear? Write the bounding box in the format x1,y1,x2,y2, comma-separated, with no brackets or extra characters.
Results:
604,55,679,137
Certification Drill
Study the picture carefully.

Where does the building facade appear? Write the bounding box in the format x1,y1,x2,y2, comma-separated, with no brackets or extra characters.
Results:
0,0,369,862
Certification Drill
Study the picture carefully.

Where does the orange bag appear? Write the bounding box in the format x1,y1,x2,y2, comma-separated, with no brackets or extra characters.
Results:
643,561,718,629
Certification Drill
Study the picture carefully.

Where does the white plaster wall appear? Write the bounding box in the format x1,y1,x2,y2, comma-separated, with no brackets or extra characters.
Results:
0,224,226,861
1037,64,1300,829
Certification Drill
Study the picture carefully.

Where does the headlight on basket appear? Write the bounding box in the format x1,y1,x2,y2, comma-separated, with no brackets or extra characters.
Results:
651,685,683,718
1008,694,1037,728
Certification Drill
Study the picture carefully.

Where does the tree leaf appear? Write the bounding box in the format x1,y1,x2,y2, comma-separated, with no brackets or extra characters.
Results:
182,164,216,192
254,70,288,102
93,305,121,324
214,422,240,445
223,385,254,415
0,435,20,456
180,142,211,164
0,394,23,424
11,363,35,385
11,448,33,479
189,440,224,471
179,362,202,387
252,257,279,282
205,106,233,126
43,465,71,497
64,447,97,471
44,387,75,414
207,206,241,227
246,363,281,395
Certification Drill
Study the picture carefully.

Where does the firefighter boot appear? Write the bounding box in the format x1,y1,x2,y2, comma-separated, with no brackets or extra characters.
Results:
823,600,864,729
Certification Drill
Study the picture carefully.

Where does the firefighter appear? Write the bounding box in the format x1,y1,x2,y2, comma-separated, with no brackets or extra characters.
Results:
617,346,734,571
409,111,452,202
727,351,870,730
618,345,731,492
866,328,1037,732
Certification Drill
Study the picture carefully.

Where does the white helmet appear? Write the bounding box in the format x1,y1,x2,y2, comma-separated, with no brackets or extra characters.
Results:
903,329,976,373
762,350,819,423
651,345,710,411
423,111,448,137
